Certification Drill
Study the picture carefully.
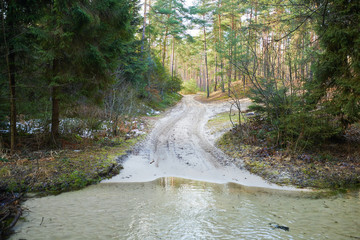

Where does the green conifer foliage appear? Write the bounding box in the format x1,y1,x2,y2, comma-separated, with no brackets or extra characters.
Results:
151,0,188,66
311,0,360,128
0,0,45,152
34,0,135,139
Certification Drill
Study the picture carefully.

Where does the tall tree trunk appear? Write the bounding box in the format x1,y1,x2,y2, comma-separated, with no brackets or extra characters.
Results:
148,0,152,46
228,11,235,97
51,86,60,142
243,75,246,95
218,1,225,93
141,0,147,52
277,38,281,79
234,15,238,83
175,52,178,74
8,49,16,154
184,62,187,81
254,0,258,54
214,53,218,91
2,1,16,154
263,31,268,78
301,36,305,83
51,59,60,143
203,15,210,98
171,35,175,79
234,34,237,82
203,63,206,91
162,17,169,67
198,65,202,89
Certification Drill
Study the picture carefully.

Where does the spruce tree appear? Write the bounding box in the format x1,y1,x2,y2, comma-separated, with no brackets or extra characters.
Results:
0,0,45,153
310,0,360,128
35,0,135,141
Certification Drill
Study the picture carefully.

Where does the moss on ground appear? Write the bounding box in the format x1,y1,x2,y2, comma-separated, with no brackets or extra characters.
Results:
207,111,248,134
207,112,235,134
0,135,145,194
217,131,360,189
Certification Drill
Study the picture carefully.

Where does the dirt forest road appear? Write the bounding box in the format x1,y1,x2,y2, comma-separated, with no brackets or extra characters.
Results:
105,95,294,190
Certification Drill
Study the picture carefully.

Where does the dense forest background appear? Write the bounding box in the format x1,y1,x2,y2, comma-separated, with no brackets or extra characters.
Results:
0,0,182,154
146,0,359,150
1,0,359,154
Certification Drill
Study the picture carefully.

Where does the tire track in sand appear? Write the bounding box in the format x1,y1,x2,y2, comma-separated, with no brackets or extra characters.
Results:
104,95,297,190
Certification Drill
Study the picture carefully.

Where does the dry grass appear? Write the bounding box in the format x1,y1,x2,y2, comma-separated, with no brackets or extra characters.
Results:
195,80,250,103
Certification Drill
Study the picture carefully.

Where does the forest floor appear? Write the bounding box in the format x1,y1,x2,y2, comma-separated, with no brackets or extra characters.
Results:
0,92,182,236
0,126,149,236
0,133,147,194
198,88,360,190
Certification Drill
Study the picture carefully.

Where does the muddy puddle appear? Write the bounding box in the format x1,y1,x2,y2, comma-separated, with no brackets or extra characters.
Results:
11,178,360,240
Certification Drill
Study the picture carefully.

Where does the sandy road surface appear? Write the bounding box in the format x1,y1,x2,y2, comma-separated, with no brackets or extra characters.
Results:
105,95,295,190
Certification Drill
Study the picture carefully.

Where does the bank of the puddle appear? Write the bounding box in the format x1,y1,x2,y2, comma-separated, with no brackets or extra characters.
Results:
1,94,183,237
216,131,360,190
0,136,145,195
10,178,360,240
0,135,147,238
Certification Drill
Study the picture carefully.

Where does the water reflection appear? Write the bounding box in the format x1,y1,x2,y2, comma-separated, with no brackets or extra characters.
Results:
11,178,360,240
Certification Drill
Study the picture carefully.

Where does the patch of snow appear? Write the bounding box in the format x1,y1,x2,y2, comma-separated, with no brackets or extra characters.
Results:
245,112,255,116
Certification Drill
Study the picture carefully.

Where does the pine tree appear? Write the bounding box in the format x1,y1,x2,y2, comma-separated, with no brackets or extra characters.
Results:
190,0,214,98
151,0,188,68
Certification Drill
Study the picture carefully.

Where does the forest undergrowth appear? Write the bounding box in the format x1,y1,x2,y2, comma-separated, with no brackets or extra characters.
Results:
0,133,141,237
211,102,360,190
198,84,360,190
218,124,360,189
0,92,182,237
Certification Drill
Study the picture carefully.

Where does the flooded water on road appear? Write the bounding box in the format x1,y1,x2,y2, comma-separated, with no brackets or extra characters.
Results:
11,96,360,239
12,178,359,240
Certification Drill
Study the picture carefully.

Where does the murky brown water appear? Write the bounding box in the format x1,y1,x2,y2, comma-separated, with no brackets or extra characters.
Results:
11,178,360,240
